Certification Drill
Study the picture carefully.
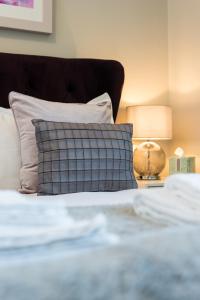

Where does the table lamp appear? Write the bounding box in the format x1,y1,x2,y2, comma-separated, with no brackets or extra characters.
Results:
127,105,172,180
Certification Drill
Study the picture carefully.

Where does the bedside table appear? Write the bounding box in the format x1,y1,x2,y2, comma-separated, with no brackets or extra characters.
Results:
137,178,165,189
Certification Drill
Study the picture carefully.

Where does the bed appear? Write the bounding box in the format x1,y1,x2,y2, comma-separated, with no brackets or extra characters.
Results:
0,52,200,300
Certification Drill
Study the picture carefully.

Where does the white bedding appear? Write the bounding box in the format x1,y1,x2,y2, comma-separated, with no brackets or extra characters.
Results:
27,189,136,207
0,190,124,250
132,174,200,225
2,173,200,230
0,186,200,300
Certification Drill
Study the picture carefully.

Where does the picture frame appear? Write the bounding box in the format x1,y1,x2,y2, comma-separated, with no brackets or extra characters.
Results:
0,0,52,33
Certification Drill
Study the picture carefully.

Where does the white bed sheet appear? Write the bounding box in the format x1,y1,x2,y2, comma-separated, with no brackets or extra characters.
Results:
27,189,136,207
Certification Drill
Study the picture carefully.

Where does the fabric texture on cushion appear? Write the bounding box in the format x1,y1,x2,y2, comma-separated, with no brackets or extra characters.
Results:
9,92,114,194
0,108,21,189
32,120,137,195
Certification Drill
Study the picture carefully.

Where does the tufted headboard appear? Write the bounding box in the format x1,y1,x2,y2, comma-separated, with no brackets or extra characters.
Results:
0,53,124,120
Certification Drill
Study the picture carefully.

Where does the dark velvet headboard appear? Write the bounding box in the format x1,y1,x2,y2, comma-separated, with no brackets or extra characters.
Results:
0,53,124,120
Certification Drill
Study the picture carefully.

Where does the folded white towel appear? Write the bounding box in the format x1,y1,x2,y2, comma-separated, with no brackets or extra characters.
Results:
165,174,200,205
0,214,118,250
133,188,200,225
0,191,118,249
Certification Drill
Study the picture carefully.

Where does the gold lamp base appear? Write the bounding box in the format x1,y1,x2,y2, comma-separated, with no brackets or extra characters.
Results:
137,175,161,180
134,141,166,180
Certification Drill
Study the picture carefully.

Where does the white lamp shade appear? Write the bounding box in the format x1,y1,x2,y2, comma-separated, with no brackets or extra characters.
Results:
127,105,172,140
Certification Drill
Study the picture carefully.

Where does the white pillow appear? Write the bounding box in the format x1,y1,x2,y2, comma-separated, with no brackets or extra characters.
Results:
0,107,20,190
9,92,114,193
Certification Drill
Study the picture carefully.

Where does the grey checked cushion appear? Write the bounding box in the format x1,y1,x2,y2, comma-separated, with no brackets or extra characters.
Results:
32,120,137,195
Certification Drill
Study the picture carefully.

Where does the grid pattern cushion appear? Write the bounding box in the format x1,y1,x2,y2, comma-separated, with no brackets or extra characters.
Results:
32,120,137,195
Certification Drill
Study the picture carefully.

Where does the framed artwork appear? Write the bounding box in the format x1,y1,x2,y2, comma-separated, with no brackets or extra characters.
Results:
0,0,52,33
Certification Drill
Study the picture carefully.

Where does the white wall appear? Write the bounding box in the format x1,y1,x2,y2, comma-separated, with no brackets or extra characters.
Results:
0,0,168,119
168,0,200,172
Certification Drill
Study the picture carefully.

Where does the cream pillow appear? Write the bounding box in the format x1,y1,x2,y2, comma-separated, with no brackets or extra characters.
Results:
0,107,21,190
9,92,114,193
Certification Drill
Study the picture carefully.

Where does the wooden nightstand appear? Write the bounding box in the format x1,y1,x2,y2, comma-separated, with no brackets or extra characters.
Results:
137,178,165,189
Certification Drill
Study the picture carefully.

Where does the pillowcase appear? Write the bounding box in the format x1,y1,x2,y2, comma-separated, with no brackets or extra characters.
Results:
0,107,21,190
9,92,114,193
32,120,137,195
